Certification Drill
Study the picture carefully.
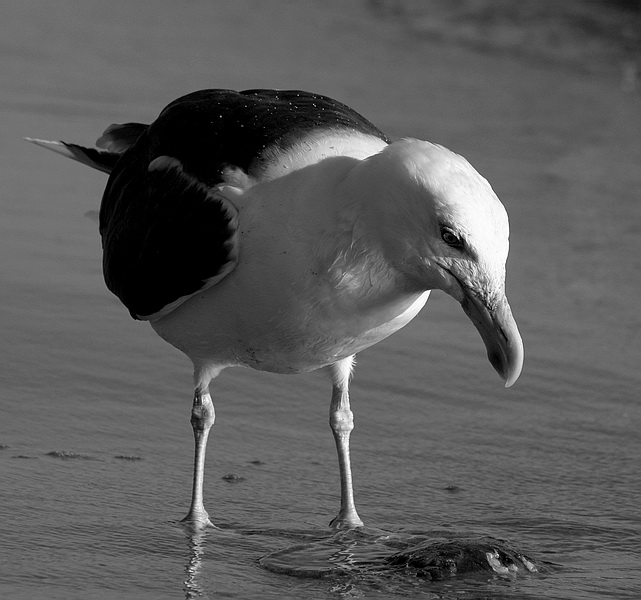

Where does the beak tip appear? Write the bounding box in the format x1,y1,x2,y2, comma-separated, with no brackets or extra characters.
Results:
500,346,524,389
503,374,517,389
488,338,523,388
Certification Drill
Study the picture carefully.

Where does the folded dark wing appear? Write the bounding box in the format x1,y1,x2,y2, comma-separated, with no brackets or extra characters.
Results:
101,156,238,320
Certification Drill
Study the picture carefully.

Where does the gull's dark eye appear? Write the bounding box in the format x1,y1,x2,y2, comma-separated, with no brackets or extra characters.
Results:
440,227,464,248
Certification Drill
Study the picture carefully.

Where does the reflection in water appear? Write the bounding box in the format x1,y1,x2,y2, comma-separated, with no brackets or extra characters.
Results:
328,537,359,571
183,526,208,599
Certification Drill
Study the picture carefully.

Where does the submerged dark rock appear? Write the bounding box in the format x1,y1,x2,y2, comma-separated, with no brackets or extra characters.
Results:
386,537,538,580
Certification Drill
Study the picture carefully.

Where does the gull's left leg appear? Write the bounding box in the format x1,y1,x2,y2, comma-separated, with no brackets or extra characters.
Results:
328,355,364,529
182,366,222,529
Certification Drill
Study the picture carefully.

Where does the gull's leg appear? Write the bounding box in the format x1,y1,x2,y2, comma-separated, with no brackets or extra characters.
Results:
182,368,220,528
328,356,364,529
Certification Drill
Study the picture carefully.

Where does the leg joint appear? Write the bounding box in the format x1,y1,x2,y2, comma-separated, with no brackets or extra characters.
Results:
191,392,215,431
330,406,354,434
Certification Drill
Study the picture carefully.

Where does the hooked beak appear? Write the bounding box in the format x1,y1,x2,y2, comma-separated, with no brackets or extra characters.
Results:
460,291,524,387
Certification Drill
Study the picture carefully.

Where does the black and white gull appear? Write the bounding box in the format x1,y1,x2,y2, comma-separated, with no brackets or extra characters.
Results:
28,88,523,529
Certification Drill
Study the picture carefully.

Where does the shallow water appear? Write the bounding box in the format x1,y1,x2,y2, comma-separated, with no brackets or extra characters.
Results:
2,1,640,598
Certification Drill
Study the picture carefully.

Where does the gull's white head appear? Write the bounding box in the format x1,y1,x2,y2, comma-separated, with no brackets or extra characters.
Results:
357,139,523,387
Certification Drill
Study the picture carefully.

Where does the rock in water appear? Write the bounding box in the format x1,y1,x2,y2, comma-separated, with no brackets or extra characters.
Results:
386,537,538,580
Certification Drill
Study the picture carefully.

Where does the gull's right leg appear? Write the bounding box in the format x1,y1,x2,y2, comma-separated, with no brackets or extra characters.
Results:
327,356,364,529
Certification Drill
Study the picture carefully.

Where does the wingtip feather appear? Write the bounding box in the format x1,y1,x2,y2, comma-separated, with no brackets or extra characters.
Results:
25,137,73,157
26,136,116,174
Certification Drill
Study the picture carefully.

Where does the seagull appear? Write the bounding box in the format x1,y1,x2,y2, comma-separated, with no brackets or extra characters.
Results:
28,88,523,529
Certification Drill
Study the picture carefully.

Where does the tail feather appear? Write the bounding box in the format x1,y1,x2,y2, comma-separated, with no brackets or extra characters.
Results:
96,122,148,153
